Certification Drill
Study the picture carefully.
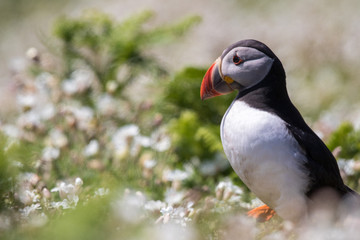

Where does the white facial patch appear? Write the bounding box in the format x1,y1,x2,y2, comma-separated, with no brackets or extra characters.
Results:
221,47,274,87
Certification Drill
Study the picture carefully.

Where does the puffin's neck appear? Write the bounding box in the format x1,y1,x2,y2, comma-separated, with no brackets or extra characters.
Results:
236,71,289,107
235,71,306,128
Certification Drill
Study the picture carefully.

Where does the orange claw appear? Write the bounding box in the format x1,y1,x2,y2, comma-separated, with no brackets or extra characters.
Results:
247,204,276,222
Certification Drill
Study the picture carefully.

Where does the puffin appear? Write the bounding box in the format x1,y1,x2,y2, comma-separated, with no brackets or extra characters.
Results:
200,39,358,222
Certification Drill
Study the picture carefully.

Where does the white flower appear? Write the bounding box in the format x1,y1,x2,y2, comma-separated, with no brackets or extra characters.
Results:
51,182,74,199
72,106,94,131
163,169,189,182
164,188,185,205
16,73,55,123
144,200,166,212
2,124,21,138
112,125,170,157
215,179,243,202
49,129,68,148
97,94,117,116
62,79,78,95
26,47,39,60
150,128,171,152
83,139,99,157
112,124,140,156
17,93,36,109
17,111,42,129
39,103,56,120
113,125,139,141
94,188,110,197
51,178,82,206
143,159,157,169
19,189,41,205
50,199,72,209
106,80,118,93
26,190,40,203
75,177,83,188
160,205,174,215
18,172,40,186
71,69,93,91
36,72,55,87
62,80,78,95
159,205,192,227
42,146,60,161
62,105,95,131
62,69,93,95
135,135,151,148
17,173,41,205
20,203,41,218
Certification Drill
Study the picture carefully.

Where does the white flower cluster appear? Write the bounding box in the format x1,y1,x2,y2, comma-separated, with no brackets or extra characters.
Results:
50,177,83,209
15,173,53,227
215,179,243,203
17,173,42,205
62,69,94,95
163,169,189,182
112,124,171,159
2,72,56,139
113,186,194,228
61,105,95,132
20,203,42,218
157,203,194,227
1,48,178,232
94,188,110,197
83,139,99,157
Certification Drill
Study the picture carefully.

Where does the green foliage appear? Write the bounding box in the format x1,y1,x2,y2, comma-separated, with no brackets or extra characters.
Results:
0,135,14,210
161,67,235,179
0,11,204,237
38,197,113,240
53,11,201,95
42,11,202,192
161,67,235,124
195,126,223,153
0,134,41,211
327,122,360,159
326,122,360,189
169,110,219,161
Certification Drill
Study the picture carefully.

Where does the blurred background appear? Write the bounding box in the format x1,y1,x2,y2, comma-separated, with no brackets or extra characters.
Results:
1,1,360,239
2,0,360,121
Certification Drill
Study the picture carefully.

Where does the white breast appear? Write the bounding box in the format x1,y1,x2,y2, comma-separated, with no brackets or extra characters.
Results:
221,100,309,221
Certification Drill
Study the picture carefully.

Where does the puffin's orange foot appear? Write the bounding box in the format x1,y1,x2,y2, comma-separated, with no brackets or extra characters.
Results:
247,204,276,222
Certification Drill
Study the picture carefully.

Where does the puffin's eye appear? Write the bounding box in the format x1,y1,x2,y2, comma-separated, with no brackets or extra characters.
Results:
233,54,243,65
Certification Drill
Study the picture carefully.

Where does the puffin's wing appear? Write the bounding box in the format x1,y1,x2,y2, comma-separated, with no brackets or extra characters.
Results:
286,124,350,196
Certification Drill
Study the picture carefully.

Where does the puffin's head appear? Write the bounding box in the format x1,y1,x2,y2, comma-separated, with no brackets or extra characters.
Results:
200,39,284,100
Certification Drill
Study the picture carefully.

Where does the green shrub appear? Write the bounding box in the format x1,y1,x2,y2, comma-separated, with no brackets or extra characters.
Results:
327,122,360,159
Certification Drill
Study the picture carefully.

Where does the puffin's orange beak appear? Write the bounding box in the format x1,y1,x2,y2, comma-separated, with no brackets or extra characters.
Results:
200,58,235,100
200,61,221,100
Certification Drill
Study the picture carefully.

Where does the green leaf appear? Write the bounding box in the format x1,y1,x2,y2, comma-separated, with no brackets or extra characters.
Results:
327,122,360,159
